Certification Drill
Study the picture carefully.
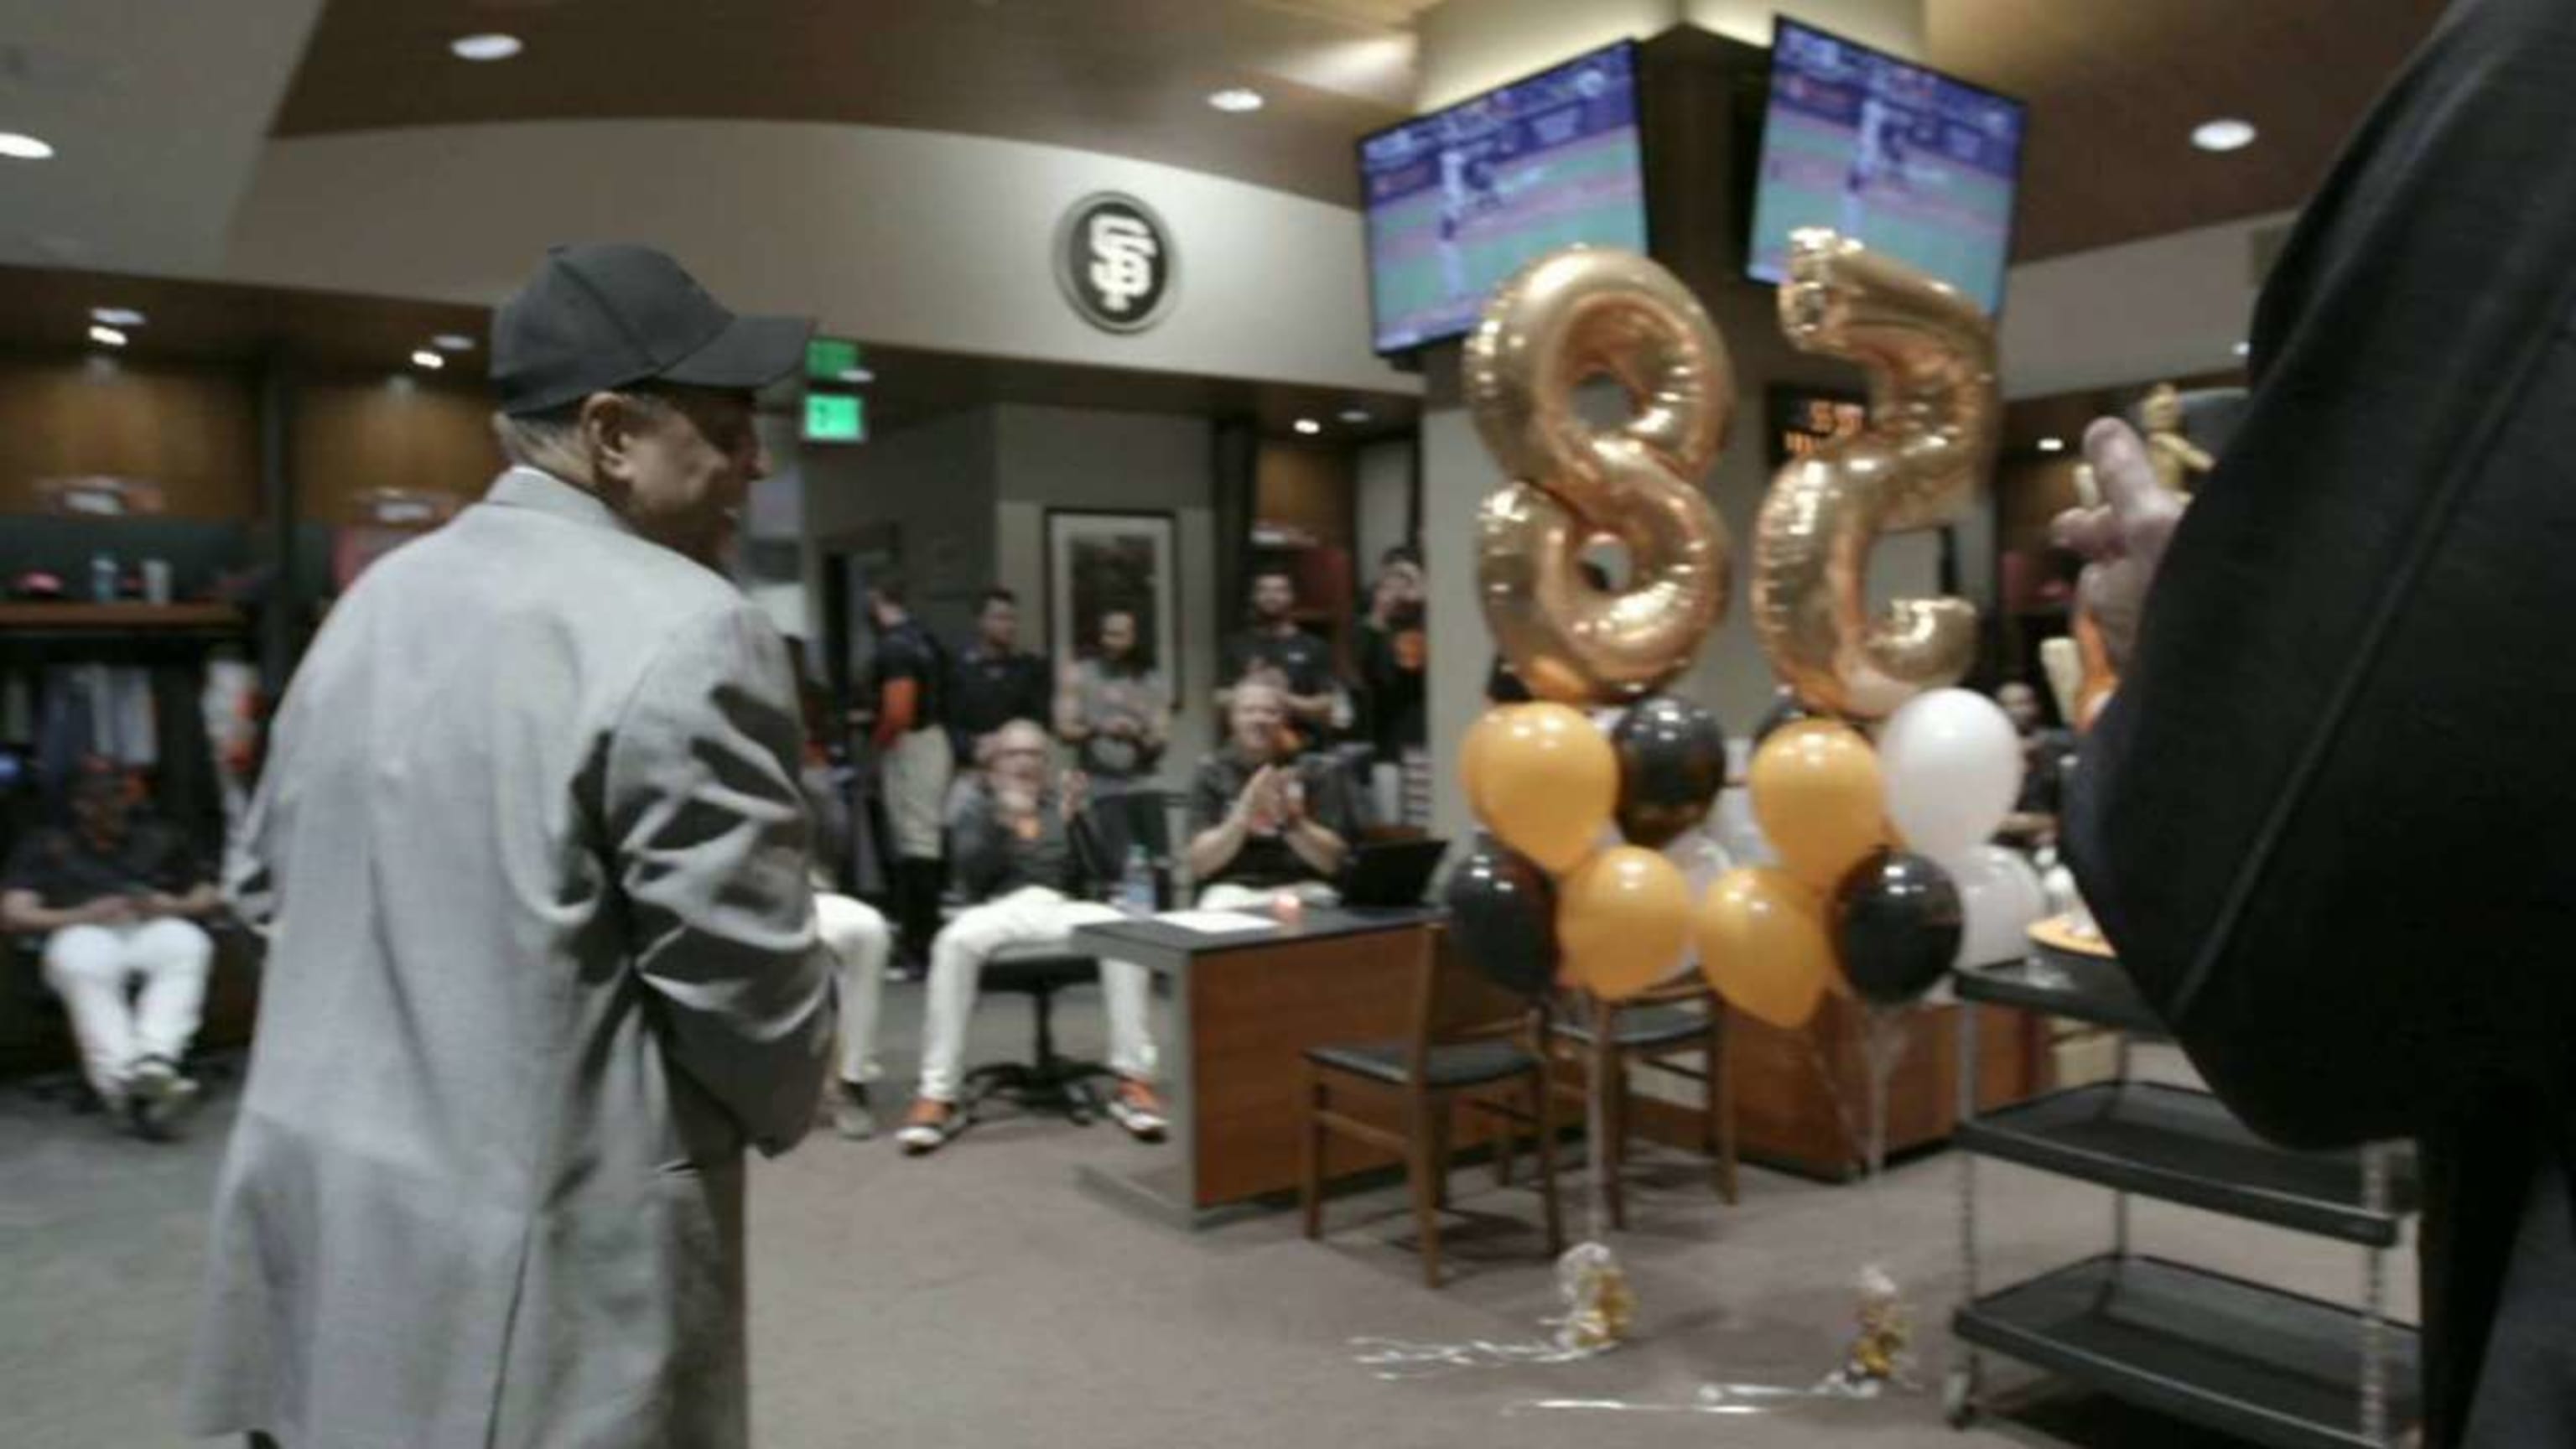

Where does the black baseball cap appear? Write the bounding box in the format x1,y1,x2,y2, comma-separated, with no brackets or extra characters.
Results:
491,244,812,416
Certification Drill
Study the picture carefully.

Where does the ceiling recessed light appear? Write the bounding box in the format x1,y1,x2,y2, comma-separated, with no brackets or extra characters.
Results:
2037,437,2065,453
1292,418,1322,435
88,325,127,348
1337,408,1371,424
0,132,56,161
431,332,476,352
1208,87,1265,114
410,349,446,370
2191,117,2257,153
91,307,146,328
2233,340,2251,358
450,33,524,61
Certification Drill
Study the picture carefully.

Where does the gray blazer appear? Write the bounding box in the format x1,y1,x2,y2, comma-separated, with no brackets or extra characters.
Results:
184,469,834,1449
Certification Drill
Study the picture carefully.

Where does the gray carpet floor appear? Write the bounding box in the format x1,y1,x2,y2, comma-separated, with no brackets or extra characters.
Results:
0,982,2418,1448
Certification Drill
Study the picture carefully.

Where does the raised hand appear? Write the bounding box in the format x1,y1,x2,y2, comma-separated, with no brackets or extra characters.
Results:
2051,418,2186,673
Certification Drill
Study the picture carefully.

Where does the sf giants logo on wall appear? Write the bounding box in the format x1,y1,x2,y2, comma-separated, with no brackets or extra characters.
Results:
1054,193,1177,334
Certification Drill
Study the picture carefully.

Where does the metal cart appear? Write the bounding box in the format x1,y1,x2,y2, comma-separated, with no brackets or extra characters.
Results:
1946,943,2421,1447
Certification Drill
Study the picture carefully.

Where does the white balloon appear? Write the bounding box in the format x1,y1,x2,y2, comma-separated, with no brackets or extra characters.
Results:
1879,688,2024,862
1665,828,1734,976
1952,844,2048,970
1710,782,1775,870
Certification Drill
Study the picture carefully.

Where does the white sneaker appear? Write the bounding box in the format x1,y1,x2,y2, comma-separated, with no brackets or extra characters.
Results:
1106,1078,1167,1143
898,1098,963,1156
830,1082,877,1141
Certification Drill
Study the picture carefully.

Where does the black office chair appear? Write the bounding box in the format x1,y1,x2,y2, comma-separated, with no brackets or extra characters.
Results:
959,941,1118,1126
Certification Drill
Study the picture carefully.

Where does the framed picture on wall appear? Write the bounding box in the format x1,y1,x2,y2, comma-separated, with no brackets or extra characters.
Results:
1044,509,1180,691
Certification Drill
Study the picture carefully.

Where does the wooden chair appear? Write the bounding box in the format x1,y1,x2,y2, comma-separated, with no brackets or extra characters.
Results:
1549,979,1738,1229
1299,930,1564,1286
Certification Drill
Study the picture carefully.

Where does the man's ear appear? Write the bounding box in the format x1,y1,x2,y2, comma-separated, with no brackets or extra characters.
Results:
579,392,650,486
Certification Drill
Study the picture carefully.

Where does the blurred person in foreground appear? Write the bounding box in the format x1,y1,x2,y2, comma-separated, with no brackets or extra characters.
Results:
183,245,834,1449
1,756,221,1138
1186,680,1357,910
2056,5,2576,1439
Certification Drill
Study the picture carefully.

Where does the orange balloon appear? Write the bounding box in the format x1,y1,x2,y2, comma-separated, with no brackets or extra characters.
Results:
1458,704,1523,823
1696,866,1836,1030
1748,719,1890,891
1560,846,1693,1000
1468,703,1618,875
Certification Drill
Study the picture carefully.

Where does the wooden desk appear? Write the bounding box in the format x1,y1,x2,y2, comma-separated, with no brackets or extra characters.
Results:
1071,906,1442,1228
1620,995,2042,1180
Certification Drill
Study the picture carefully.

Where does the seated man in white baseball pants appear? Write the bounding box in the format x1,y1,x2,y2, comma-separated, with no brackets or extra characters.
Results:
817,891,892,1139
898,719,1165,1154
1,760,222,1138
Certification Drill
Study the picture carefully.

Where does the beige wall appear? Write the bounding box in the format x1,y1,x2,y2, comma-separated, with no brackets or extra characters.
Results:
222,120,1415,398
1355,439,1415,572
799,406,1000,675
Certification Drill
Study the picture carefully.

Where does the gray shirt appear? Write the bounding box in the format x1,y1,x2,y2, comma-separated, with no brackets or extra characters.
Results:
1065,657,1170,780
952,781,1088,901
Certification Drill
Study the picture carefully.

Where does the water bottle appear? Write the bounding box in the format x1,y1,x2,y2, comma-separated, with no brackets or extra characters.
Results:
1119,845,1157,917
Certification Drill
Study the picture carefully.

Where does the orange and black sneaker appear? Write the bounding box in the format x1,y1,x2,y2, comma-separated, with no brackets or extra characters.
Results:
1106,1078,1167,1143
897,1097,961,1156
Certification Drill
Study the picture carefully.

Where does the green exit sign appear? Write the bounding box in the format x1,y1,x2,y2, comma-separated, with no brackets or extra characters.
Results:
804,392,866,444
805,336,865,382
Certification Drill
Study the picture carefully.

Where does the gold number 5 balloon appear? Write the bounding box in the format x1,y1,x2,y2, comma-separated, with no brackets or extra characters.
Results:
1752,229,2001,719
1466,248,1735,704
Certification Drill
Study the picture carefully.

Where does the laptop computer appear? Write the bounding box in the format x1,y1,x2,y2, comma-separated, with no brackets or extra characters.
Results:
1337,837,1452,910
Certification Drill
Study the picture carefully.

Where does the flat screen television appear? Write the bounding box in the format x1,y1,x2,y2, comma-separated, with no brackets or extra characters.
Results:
1747,18,2025,314
1358,40,1649,356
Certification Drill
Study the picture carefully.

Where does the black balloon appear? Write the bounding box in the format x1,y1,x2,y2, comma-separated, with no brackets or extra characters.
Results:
1834,849,1966,1005
1444,841,1559,995
1611,694,1728,849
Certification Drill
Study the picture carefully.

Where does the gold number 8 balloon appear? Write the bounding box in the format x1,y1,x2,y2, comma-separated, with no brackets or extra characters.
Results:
1465,247,1736,703
1753,229,2001,719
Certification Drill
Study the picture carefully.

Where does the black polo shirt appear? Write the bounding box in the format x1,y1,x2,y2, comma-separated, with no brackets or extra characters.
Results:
1220,626,1334,699
2,820,205,911
1187,746,1361,891
947,646,1053,756
868,620,948,734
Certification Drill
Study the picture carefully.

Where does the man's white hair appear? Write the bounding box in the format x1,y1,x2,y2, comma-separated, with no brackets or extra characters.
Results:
1229,678,1286,719
489,390,674,480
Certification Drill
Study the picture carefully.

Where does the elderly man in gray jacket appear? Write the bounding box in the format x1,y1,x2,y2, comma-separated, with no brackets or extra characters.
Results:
183,245,835,1449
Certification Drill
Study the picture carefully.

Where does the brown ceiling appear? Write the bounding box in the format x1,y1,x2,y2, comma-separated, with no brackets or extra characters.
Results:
0,264,1420,441
0,264,490,377
270,0,1431,209
267,0,2454,262
1925,0,2448,260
